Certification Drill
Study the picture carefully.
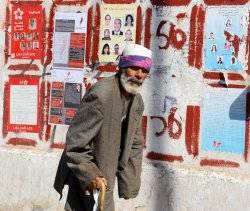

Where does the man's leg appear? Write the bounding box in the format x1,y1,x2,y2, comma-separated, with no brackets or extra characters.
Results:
65,176,95,211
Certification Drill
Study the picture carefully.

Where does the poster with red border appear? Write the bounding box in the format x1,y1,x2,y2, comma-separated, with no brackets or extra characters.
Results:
11,5,43,59
7,76,40,133
53,11,87,68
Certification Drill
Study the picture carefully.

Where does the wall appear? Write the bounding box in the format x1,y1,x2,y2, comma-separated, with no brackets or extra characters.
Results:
1,0,250,210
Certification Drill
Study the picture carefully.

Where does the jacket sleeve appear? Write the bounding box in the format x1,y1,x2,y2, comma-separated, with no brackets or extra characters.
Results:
117,102,144,199
65,91,104,192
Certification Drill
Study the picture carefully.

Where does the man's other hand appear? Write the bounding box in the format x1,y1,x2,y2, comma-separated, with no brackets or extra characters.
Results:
87,177,108,191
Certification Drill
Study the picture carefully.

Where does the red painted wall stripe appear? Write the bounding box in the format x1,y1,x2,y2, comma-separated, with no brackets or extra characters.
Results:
227,73,244,81
135,6,142,45
97,64,117,72
204,0,248,5
144,8,152,49
51,142,65,149
44,3,56,67
7,138,37,147
203,72,221,80
188,5,198,68
188,5,205,69
103,0,135,3
141,116,147,147
91,3,100,63
45,82,51,141
208,84,246,89
85,6,93,65
41,8,46,65
200,159,240,168
244,93,250,162
53,0,88,5
150,0,191,6
39,81,45,140
4,6,10,64
2,82,9,138
8,64,39,71
185,106,200,157
11,1,43,5
195,5,205,69
147,151,183,162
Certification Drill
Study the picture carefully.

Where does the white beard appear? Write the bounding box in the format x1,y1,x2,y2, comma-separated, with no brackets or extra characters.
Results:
120,71,143,95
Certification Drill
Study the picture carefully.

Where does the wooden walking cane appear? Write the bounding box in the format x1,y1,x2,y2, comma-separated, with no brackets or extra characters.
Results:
97,181,106,211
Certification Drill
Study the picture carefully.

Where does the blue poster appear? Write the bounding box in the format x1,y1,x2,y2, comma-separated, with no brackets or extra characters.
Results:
204,7,248,71
201,87,246,154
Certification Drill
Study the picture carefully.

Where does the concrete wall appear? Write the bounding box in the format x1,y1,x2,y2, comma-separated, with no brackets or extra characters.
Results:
1,0,250,210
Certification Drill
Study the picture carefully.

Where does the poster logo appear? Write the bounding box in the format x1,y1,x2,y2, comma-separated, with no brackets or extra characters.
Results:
14,8,24,20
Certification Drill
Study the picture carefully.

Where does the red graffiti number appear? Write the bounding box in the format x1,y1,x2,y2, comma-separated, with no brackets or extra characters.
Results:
151,107,182,140
156,21,187,50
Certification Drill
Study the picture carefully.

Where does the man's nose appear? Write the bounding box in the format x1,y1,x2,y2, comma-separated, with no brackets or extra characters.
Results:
135,69,144,79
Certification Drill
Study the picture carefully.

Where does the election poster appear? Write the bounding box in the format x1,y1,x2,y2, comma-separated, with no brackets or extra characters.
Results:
53,11,87,68
204,6,248,71
11,5,43,59
49,68,85,125
201,87,246,154
99,4,137,63
7,76,40,133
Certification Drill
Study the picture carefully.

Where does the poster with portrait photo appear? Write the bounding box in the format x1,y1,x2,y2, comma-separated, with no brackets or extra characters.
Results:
204,6,248,71
11,5,43,59
49,68,85,125
99,4,137,62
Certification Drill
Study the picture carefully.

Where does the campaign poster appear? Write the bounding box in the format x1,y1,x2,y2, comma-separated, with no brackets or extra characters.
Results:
204,6,248,71
11,5,43,59
201,87,246,154
7,76,40,133
99,4,137,63
53,12,87,68
49,68,85,125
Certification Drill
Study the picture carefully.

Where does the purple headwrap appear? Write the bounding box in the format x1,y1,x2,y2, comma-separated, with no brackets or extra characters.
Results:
118,55,152,72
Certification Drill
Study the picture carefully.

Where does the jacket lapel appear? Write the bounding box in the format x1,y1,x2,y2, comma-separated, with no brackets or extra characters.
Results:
108,76,123,146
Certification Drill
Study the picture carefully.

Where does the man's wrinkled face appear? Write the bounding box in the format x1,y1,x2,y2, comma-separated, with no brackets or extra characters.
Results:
114,19,121,32
120,67,148,95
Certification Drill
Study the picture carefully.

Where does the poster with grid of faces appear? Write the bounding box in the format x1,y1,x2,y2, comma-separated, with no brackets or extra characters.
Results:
99,4,137,63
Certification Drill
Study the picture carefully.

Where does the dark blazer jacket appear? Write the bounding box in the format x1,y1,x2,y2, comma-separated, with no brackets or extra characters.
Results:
54,75,144,200
112,30,123,35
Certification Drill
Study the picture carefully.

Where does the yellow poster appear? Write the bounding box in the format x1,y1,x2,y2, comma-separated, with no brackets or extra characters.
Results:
99,3,137,63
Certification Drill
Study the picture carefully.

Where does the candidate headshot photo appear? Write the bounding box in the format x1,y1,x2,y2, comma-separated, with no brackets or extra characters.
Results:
113,44,119,55
101,43,110,55
124,29,133,41
102,29,111,41
104,14,111,27
124,14,134,27
112,18,123,35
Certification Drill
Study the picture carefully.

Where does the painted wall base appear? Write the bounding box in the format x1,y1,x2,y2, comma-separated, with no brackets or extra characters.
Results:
0,146,250,211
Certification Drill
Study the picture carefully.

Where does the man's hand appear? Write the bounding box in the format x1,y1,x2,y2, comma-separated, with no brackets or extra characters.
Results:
87,177,108,191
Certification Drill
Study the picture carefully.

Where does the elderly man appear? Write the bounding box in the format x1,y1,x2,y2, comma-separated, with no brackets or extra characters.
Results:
54,44,152,211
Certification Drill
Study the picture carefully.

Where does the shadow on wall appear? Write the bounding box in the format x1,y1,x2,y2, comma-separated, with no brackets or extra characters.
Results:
229,87,249,121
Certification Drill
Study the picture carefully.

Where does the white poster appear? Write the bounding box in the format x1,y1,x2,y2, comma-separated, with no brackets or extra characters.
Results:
10,85,38,125
53,11,87,68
